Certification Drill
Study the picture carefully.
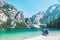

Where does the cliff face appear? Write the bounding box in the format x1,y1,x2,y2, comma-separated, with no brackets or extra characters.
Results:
30,11,45,28
42,4,60,28
0,0,27,28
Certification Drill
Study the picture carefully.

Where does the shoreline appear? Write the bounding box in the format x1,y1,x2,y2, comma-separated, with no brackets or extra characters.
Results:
25,32,60,40
0,31,60,40
25,36,60,40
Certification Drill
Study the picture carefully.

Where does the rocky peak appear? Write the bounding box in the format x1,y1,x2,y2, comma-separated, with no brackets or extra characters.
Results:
0,0,5,7
0,0,26,28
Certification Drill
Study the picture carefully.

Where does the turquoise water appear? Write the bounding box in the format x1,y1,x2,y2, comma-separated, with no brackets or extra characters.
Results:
0,28,60,40
0,28,40,36
0,28,60,36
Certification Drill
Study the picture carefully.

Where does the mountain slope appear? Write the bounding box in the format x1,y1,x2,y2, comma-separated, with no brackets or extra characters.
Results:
30,11,45,28
42,4,60,28
0,0,27,28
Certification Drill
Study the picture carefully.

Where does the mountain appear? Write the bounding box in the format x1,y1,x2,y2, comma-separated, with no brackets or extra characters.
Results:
0,0,27,28
42,4,60,28
1,0,60,28
25,18,34,28
47,17,60,28
30,11,45,28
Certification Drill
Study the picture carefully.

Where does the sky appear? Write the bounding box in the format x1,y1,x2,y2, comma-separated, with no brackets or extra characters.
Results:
6,0,58,18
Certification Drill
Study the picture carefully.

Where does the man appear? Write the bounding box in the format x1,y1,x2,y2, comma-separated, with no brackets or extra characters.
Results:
41,25,49,36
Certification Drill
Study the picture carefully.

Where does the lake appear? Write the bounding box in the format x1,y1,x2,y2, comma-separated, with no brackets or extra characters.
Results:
0,28,60,40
